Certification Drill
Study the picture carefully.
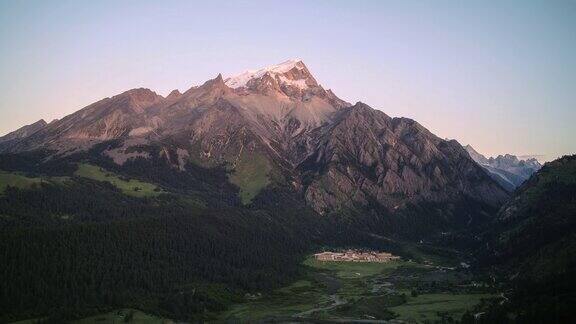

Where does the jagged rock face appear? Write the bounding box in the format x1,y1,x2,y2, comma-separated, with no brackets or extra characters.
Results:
298,103,508,214
5,88,164,153
465,144,489,165
489,154,541,178
165,89,182,101
465,145,541,191
176,99,268,168
1,59,508,220
223,60,349,138
0,119,47,148
225,59,320,96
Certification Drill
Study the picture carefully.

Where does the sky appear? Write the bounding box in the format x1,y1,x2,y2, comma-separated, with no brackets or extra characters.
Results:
0,0,574,161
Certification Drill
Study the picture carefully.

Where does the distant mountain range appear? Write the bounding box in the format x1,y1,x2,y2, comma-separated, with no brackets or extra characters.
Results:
0,59,507,233
465,145,541,192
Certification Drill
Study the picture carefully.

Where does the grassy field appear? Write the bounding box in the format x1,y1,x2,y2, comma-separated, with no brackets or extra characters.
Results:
0,172,43,194
390,293,493,322
220,254,495,323
0,171,69,194
10,309,170,324
9,318,44,324
220,278,329,321
229,152,271,204
304,257,408,279
74,309,170,324
399,241,464,267
74,163,162,197
331,295,402,319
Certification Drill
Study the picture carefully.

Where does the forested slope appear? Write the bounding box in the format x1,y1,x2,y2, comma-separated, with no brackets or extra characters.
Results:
476,155,576,323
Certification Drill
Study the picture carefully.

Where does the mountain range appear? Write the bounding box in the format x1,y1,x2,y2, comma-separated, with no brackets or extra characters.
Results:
0,59,507,232
465,145,541,192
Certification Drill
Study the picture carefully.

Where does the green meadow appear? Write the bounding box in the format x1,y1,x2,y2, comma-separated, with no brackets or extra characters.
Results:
0,171,68,194
389,293,494,323
74,309,170,324
229,152,271,204
0,172,43,194
74,163,162,197
220,254,495,322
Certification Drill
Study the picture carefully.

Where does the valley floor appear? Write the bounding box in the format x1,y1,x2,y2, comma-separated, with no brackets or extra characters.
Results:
218,255,497,323
11,252,498,324
10,309,169,324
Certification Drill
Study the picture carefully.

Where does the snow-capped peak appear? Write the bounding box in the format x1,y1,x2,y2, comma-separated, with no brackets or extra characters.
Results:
224,59,307,89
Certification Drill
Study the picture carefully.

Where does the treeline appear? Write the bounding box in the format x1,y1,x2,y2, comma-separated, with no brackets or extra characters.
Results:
0,179,164,227
0,184,308,321
0,180,404,322
470,155,576,323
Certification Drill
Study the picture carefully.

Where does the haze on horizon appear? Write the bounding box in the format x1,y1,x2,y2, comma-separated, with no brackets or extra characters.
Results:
0,0,574,162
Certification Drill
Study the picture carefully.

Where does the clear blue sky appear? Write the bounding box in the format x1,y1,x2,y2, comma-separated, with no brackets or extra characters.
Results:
1,0,574,161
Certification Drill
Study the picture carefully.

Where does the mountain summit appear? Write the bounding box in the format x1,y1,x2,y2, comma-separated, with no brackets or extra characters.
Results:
224,59,347,107
225,59,316,89
0,59,508,234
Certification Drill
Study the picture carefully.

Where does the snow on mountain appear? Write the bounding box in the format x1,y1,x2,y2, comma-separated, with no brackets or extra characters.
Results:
465,145,541,191
224,59,307,89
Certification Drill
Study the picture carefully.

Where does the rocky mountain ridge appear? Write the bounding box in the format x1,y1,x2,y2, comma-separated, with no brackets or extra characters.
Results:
0,119,47,146
0,60,508,227
465,145,541,191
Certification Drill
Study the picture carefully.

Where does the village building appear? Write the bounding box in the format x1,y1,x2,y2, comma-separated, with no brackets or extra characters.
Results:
313,250,400,263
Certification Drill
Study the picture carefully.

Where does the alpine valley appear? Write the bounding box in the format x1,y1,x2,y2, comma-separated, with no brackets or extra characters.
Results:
0,60,573,323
